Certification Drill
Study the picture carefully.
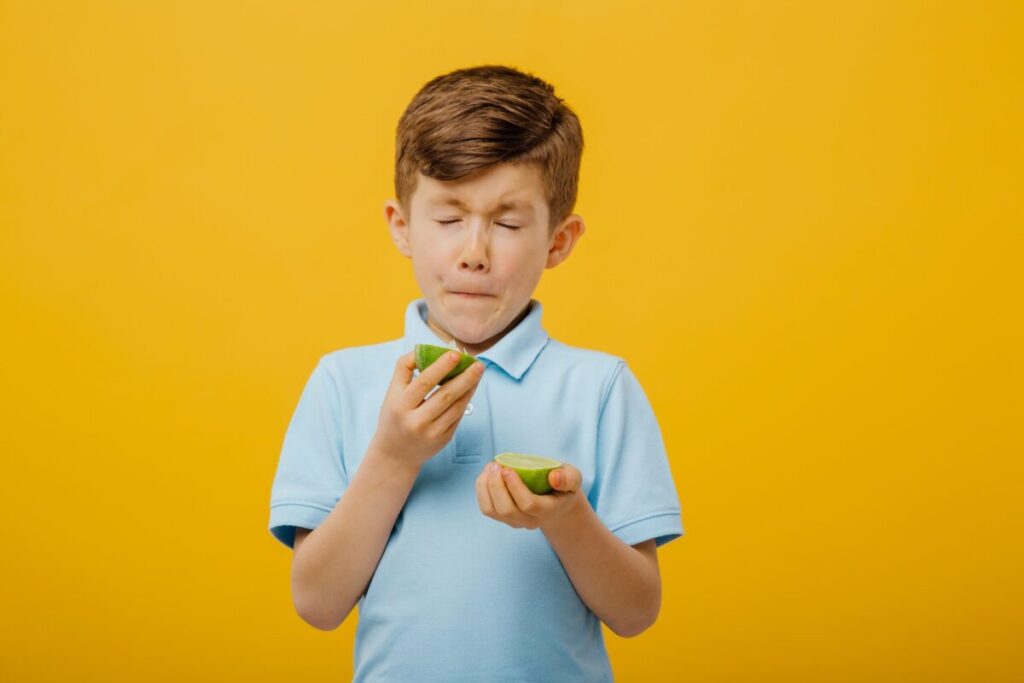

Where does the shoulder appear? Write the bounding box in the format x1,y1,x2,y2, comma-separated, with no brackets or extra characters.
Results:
314,339,405,387
537,339,629,403
542,338,625,372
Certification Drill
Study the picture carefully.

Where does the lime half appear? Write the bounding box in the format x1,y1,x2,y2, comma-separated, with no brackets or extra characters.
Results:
414,343,477,385
494,452,563,495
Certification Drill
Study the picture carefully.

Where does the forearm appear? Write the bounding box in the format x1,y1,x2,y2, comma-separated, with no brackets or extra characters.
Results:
291,445,419,630
541,495,660,637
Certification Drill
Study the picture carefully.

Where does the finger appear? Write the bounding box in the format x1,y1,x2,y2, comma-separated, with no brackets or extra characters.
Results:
550,464,582,493
501,467,541,519
417,359,482,416
388,351,417,398
487,464,522,523
440,414,459,440
475,468,495,518
429,369,482,431
403,349,465,408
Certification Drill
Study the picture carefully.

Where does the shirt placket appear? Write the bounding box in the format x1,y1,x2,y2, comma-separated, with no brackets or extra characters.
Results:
452,370,493,464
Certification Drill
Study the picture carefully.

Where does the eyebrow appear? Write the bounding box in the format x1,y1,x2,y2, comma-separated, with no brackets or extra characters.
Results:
429,196,534,214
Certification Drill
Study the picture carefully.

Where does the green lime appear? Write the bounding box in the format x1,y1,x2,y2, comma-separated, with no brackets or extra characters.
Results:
494,452,563,495
414,343,477,385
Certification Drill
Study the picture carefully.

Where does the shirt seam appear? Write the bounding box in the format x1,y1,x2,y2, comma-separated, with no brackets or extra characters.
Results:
591,361,627,510
607,509,682,534
270,500,334,513
596,360,627,425
315,355,351,483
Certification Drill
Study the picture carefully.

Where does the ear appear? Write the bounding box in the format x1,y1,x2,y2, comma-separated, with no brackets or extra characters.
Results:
384,199,412,258
545,214,586,269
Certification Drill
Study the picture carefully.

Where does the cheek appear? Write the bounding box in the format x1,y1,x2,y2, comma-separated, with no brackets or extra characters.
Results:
411,234,458,265
493,234,536,261
499,242,546,274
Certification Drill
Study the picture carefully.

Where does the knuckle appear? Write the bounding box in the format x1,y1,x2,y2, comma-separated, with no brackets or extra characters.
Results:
408,416,427,435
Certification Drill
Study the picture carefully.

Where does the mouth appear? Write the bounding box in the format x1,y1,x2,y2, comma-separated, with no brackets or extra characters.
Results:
450,291,492,298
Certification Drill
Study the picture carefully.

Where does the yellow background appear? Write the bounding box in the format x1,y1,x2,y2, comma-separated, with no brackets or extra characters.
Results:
1,1,1021,681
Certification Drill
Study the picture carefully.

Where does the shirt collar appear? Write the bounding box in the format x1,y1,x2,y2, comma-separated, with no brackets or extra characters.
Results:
402,297,549,381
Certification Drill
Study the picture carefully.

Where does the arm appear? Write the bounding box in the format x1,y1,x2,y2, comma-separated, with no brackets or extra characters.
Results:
477,463,662,637
541,496,661,638
290,445,420,631
289,350,481,631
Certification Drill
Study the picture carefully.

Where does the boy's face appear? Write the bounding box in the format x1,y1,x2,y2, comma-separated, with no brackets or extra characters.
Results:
385,162,585,355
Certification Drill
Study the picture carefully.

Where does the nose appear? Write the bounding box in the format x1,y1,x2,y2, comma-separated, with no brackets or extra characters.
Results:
457,223,489,272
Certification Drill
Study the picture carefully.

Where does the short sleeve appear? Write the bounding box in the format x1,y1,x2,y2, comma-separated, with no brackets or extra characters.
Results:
590,362,683,548
268,359,349,549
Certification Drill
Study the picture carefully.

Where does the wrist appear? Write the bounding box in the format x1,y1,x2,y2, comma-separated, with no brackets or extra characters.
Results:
539,491,588,537
366,441,422,481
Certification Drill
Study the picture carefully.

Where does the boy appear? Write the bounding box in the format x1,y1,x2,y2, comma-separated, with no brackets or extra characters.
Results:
268,64,683,682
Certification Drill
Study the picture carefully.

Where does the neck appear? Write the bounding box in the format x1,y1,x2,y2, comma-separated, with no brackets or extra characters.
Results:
425,316,471,354
426,302,532,357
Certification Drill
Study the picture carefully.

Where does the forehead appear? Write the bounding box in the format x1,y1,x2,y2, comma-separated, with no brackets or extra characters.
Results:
428,196,534,213
416,164,544,214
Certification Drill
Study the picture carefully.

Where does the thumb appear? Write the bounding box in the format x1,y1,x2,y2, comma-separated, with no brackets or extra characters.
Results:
549,466,579,492
389,351,417,393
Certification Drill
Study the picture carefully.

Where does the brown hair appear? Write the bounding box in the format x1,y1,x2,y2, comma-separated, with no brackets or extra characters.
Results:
394,65,584,234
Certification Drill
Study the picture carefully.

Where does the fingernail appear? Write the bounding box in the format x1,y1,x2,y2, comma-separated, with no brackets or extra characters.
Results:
487,463,497,473
502,468,513,479
552,472,562,487
449,351,459,361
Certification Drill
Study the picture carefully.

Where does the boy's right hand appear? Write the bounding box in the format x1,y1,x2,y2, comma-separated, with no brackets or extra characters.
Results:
369,349,485,471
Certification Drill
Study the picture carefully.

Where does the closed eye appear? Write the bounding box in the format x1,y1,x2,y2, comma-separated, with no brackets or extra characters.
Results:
436,219,520,230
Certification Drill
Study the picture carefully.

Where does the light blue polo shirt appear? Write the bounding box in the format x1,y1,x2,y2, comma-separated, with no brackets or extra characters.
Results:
269,298,683,682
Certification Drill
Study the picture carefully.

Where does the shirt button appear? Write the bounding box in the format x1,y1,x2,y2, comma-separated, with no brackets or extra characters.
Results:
464,402,475,416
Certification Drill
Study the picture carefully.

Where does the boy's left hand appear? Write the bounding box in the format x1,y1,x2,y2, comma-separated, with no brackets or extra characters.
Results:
476,462,584,530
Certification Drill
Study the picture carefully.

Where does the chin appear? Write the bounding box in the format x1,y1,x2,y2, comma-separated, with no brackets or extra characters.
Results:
451,326,491,344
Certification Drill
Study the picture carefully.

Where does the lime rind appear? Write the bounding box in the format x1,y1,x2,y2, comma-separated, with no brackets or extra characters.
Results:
414,343,477,385
494,453,562,469
494,452,563,495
